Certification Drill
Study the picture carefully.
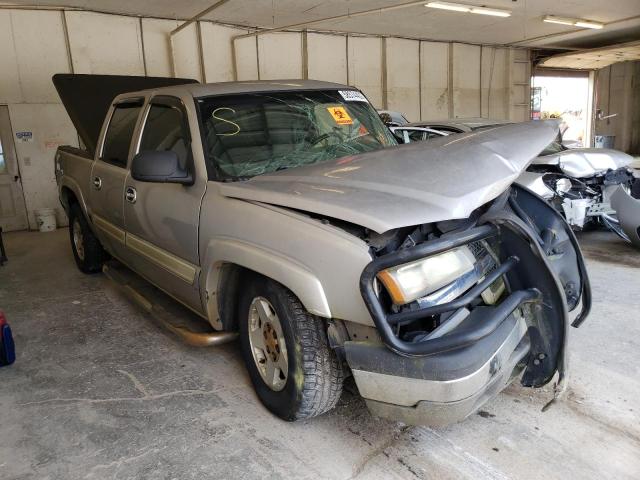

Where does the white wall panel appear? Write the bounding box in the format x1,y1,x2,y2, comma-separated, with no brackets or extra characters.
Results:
420,42,449,120
5,10,70,103
234,36,259,80
452,43,481,118
307,33,347,84
8,104,78,228
201,23,246,83
347,36,383,108
142,18,179,77
66,11,145,75
481,46,509,119
0,11,24,103
258,32,303,80
385,38,420,122
509,48,530,122
170,23,202,81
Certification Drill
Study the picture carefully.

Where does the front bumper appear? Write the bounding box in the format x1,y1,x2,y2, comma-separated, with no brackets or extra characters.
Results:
346,309,530,426
353,186,590,426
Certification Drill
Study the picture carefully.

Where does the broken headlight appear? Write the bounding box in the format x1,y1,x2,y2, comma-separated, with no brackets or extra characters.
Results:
376,247,476,305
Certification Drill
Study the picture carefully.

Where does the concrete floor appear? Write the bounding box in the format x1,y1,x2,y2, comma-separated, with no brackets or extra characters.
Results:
0,228,639,480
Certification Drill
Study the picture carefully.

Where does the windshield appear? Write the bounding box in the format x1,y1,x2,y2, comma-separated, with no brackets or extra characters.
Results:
198,90,397,180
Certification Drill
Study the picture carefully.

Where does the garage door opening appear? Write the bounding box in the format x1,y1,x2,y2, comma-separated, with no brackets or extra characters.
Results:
531,70,592,148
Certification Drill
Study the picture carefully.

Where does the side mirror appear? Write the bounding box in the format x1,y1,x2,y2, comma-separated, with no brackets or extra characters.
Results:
131,151,193,185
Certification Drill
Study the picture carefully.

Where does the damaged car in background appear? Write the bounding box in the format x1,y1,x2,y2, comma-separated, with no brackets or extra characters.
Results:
55,75,590,427
519,134,640,247
393,118,640,248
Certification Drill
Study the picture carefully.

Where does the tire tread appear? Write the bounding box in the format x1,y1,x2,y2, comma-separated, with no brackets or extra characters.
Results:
280,288,344,419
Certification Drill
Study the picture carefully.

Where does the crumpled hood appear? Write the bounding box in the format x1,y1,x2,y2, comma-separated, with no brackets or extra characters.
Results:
219,121,558,233
532,148,633,177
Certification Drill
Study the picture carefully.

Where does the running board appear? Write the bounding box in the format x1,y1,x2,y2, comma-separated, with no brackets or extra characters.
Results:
102,262,238,347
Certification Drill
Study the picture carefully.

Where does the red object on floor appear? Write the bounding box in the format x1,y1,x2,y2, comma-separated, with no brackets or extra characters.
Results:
0,310,16,366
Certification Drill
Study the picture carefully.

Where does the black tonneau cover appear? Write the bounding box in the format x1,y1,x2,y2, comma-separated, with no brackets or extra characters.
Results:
52,74,198,156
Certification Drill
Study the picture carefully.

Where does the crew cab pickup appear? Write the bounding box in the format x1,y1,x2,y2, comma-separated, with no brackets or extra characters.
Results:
54,74,590,426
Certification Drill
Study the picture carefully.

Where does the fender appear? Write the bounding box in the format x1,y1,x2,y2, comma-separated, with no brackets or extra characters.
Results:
201,237,332,330
58,176,95,228
611,186,640,248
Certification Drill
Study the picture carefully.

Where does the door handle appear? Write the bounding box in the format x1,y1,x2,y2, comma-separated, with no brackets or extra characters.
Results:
92,176,102,190
125,186,137,204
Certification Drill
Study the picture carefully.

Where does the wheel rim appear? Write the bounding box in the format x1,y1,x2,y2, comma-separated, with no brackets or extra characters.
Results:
247,297,288,391
72,219,85,261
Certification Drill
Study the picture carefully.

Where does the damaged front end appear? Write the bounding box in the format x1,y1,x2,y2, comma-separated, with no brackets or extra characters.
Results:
349,185,590,426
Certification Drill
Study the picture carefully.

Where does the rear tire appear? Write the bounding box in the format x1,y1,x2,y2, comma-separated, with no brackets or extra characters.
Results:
239,275,343,421
68,203,108,274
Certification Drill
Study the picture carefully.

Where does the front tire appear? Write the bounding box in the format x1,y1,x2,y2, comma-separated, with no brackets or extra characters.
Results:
68,203,108,274
239,275,343,421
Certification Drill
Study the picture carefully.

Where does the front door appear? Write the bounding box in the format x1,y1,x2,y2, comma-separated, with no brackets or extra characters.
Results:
123,96,205,313
89,99,143,258
0,106,28,231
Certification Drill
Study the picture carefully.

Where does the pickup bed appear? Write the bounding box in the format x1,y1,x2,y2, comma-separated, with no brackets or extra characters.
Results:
54,74,590,426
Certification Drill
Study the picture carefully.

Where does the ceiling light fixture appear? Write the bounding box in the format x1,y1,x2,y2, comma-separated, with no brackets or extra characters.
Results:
575,20,604,30
470,6,511,17
543,15,604,29
425,2,511,17
425,2,471,13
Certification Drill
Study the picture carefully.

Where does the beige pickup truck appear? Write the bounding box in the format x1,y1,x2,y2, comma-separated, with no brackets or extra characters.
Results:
54,74,590,426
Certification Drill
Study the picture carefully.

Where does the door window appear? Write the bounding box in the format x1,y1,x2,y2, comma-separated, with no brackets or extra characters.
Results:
139,101,191,170
101,101,143,168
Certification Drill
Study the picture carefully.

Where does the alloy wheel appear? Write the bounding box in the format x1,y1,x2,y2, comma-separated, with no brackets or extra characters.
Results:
247,296,288,391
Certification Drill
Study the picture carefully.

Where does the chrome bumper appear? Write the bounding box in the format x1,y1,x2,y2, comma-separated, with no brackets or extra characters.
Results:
346,313,530,427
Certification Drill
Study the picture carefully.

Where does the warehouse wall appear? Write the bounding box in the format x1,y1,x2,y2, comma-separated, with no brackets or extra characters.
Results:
0,7,530,230
233,32,527,123
594,61,640,154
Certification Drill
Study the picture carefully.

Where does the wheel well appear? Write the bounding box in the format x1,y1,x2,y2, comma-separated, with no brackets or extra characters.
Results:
61,186,79,212
217,264,256,332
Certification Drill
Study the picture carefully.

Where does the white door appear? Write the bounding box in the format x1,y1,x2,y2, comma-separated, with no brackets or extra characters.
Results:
0,106,28,231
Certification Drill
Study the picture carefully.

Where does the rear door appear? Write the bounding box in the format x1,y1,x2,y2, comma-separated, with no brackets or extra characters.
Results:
0,106,28,231
89,99,143,258
122,96,205,313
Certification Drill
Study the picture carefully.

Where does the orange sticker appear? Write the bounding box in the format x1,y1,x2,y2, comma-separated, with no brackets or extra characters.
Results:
327,106,353,125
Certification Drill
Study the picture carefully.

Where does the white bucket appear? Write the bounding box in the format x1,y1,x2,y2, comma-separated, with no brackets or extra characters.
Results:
35,208,57,232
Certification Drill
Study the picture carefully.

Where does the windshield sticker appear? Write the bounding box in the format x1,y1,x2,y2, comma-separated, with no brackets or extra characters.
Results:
339,90,368,102
212,107,241,136
327,106,353,125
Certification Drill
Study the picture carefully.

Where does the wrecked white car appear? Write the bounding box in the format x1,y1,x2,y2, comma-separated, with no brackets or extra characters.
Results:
519,136,640,247
55,75,590,426
394,119,640,247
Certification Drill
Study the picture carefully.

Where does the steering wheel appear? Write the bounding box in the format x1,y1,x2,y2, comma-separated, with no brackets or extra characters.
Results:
309,130,343,146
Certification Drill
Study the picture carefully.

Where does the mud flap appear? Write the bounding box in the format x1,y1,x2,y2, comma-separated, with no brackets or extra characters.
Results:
610,185,640,248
